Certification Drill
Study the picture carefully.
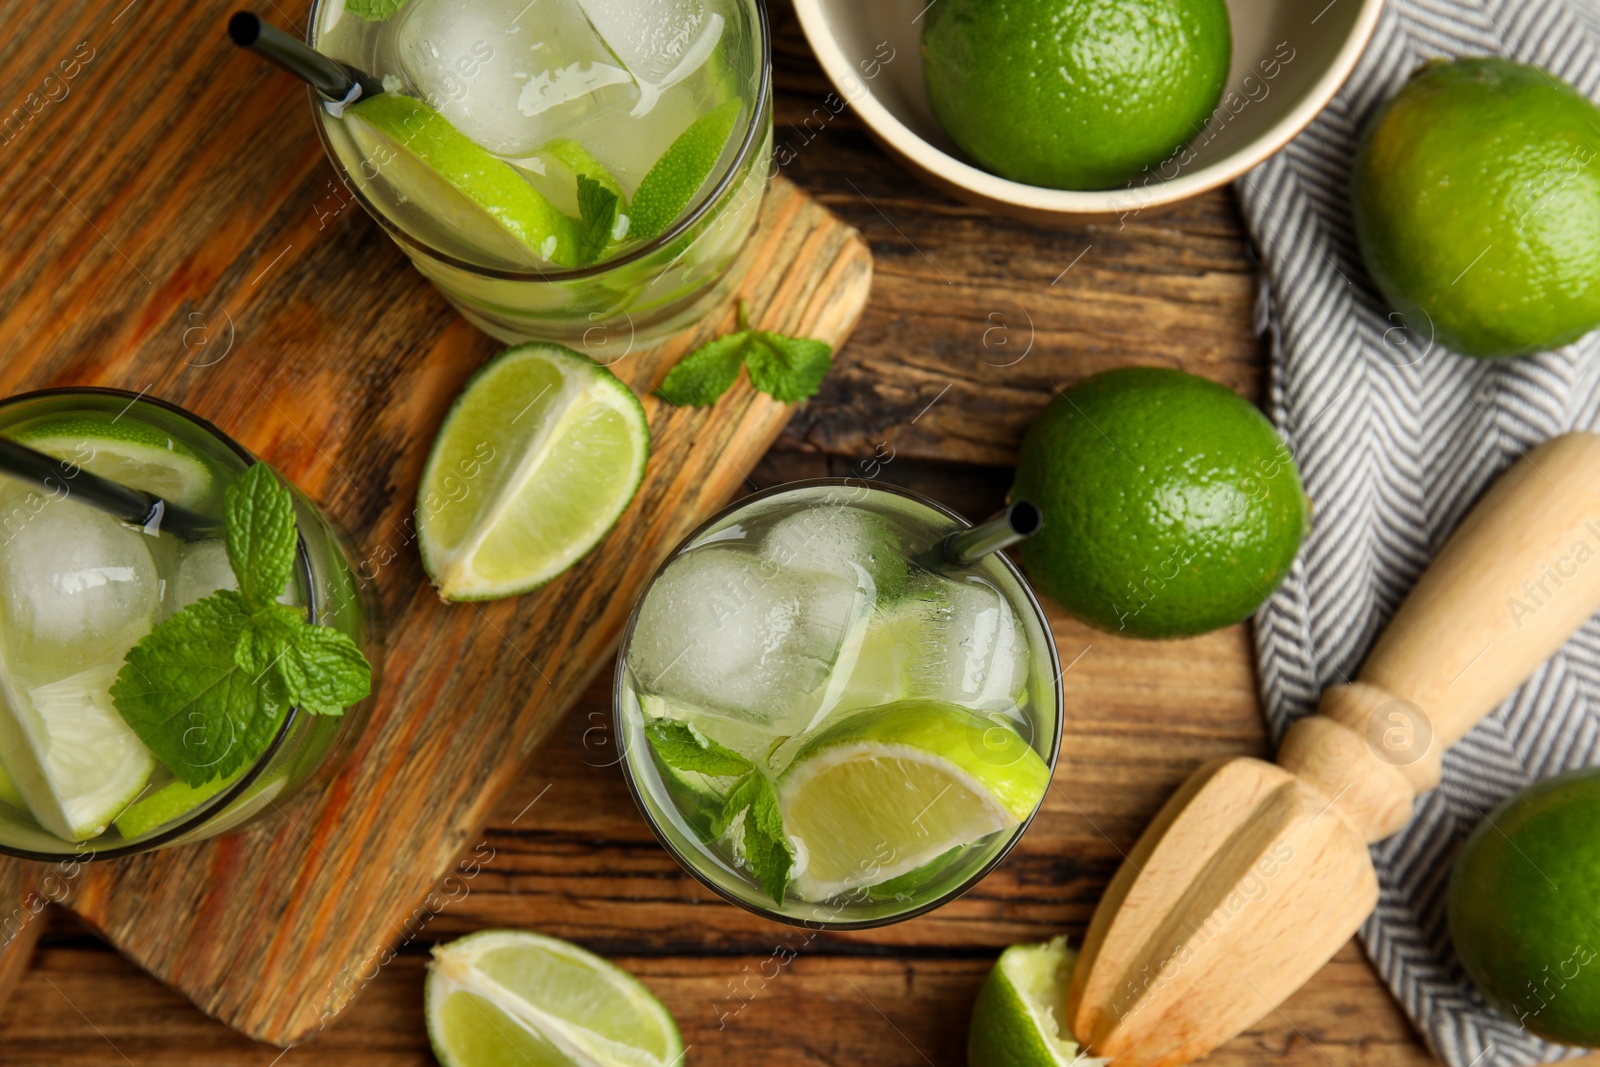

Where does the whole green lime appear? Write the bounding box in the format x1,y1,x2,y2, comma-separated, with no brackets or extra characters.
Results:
921,0,1231,190
1448,767,1600,1046
1011,367,1308,639
1351,58,1600,358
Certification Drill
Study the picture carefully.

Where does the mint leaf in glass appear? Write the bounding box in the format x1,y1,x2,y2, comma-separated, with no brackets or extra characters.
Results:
715,771,792,905
644,719,753,776
576,174,621,266
112,462,372,787
226,462,298,607
111,590,291,787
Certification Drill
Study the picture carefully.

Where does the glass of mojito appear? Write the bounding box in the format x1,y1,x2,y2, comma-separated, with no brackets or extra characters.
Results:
0,389,375,861
309,0,773,355
615,480,1062,927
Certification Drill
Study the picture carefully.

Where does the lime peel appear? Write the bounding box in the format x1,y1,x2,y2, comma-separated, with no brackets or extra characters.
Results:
969,936,1108,1067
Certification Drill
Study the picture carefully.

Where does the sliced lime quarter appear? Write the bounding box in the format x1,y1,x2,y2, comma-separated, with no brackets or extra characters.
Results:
13,414,216,508
418,343,650,601
628,96,744,242
969,936,1105,1067
427,929,682,1067
0,664,154,842
777,699,1049,900
347,94,581,268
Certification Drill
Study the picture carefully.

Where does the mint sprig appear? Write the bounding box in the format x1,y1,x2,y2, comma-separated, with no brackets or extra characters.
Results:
111,464,372,788
656,302,833,408
644,719,794,904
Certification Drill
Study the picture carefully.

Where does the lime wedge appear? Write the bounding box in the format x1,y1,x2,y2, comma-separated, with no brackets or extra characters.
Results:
777,699,1049,900
0,664,154,842
12,415,215,508
968,936,1106,1067
113,768,239,840
418,343,649,601
347,94,581,268
539,139,628,207
628,96,743,241
427,930,683,1067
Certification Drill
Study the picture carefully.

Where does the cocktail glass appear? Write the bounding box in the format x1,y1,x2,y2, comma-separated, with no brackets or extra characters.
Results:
615,480,1063,928
308,0,773,356
0,388,375,861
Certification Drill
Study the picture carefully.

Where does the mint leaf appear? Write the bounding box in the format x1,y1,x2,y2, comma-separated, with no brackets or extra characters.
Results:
576,175,620,266
716,772,792,905
744,333,833,404
346,0,408,20
226,463,298,607
644,719,753,776
112,591,290,787
235,603,301,678
276,625,371,716
656,334,750,407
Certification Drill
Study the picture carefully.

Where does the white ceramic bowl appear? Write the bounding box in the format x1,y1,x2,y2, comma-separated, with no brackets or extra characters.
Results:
793,0,1386,222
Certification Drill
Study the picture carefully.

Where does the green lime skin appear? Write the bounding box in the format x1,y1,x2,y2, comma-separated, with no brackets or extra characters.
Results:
1351,58,1600,359
1448,768,1600,1046
1012,367,1308,639
921,0,1231,190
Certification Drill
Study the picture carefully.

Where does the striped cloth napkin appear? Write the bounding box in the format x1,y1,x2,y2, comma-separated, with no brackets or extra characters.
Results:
1239,1,1600,1065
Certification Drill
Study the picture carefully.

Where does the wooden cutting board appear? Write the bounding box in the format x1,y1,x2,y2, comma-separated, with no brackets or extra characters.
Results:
0,1,871,1039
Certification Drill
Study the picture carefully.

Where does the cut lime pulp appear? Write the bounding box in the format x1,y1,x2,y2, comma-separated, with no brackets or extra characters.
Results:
426,930,683,1067
418,343,650,601
0,664,154,842
777,699,1049,900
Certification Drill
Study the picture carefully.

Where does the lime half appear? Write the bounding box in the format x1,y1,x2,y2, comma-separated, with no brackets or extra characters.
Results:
347,94,581,268
777,700,1049,900
418,343,650,601
0,664,154,841
427,930,683,1067
968,936,1105,1067
13,415,215,508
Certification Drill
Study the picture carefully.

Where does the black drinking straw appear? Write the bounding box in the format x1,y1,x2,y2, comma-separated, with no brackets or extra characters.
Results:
227,11,385,105
923,500,1043,571
0,438,223,542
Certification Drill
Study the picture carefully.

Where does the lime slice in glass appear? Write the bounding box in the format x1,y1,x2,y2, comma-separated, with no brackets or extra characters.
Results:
777,699,1049,900
346,94,581,268
968,936,1107,1067
13,415,215,508
628,96,743,242
0,664,154,842
427,929,683,1067
113,767,239,840
418,343,649,601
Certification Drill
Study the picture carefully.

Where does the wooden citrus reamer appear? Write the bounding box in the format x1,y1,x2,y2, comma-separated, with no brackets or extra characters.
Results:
1068,431,1600,1066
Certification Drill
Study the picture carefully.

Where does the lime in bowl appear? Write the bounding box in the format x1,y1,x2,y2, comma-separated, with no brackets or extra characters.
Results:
0,388,377,861
309,0,773,359
614,480,1063,928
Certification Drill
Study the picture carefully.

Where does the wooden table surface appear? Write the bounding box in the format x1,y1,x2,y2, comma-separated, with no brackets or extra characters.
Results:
0,2,1501,1065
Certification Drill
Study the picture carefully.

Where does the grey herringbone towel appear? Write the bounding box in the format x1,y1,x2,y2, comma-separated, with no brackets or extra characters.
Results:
1239,1,1600,1065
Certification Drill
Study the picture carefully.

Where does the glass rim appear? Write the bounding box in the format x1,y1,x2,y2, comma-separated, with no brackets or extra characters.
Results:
305,0,774,283
611,477,1065,931
0,386,314,863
